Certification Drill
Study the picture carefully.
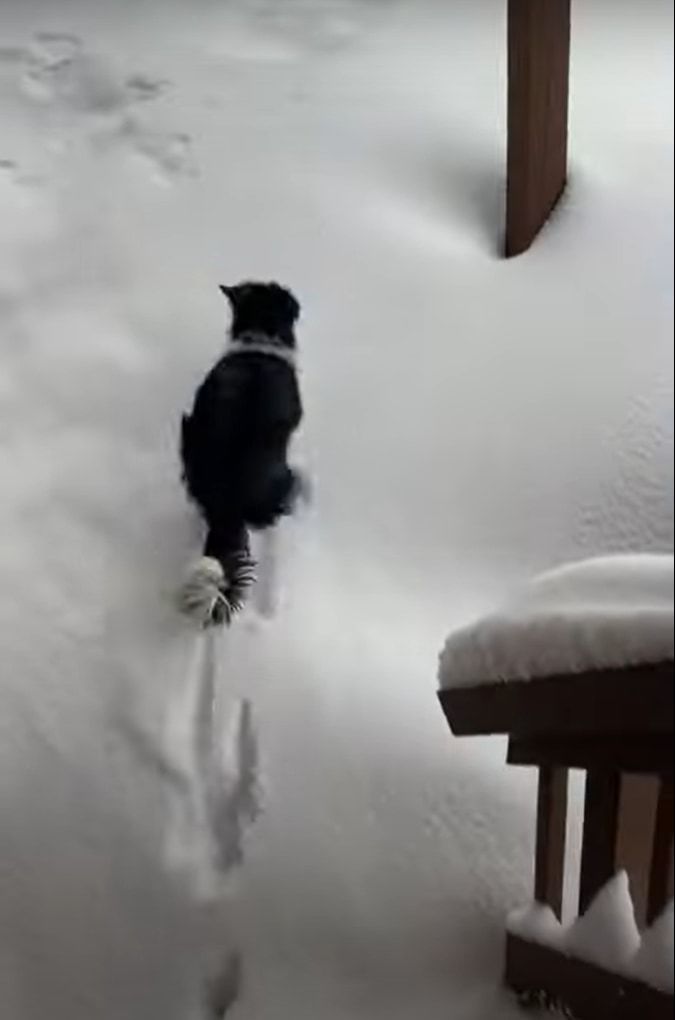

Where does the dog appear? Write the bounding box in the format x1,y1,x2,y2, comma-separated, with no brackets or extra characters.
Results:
178,281,305,627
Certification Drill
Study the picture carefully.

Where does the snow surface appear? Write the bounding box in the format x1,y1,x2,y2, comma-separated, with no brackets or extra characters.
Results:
633,900,675,994
565,872,641,976
0,0,673,1018
439,553,674,689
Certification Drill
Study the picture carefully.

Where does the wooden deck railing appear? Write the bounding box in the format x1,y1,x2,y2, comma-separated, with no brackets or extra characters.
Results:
439,660,674,1018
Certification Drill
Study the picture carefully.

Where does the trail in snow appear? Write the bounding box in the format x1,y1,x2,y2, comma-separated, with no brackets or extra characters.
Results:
0,1,671,1018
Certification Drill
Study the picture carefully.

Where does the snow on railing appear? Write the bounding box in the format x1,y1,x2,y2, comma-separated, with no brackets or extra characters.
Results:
507,902,565,948
565,871,641,974
632,901,675,995
508,875,674,994
438,554,674,690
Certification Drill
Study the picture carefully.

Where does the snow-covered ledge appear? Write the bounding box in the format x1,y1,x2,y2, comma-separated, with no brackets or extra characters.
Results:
438,554,674,691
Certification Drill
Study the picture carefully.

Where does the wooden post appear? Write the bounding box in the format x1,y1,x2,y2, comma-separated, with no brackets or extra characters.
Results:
647,779,674,925
506,0,572,256
535,766,568,918
579,773,672,925
579,770,621,914
615,775,662,928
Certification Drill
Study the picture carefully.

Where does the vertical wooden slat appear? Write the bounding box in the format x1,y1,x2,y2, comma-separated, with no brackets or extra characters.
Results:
579,770,621,914
535,766,568,918
647,779,674,925
615,775,661,928
506,0,572,257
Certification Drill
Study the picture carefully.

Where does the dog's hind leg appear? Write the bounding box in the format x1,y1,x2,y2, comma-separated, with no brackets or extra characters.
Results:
178,522,255,628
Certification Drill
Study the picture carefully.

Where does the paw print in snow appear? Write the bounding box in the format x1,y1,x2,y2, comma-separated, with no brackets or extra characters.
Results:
124,73,170,103
18,31,169,114
120,116,198,181
5,31,193,183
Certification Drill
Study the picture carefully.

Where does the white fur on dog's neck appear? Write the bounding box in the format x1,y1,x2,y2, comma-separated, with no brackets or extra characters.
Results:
227,331,297,368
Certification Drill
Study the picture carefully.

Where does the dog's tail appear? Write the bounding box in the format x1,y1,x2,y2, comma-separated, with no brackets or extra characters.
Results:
178,528,256,628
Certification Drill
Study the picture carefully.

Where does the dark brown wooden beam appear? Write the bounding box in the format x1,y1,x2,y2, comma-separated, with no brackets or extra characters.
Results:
506,0,571,256
579,770,622,914
535,766,568,918
505,934,673,1019
508,734,674,776
438,661,674,739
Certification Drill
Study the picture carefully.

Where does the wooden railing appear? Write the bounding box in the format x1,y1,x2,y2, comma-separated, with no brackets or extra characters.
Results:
439,661,674,1018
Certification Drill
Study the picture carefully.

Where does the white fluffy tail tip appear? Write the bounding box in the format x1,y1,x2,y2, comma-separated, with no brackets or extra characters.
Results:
178,556,228,629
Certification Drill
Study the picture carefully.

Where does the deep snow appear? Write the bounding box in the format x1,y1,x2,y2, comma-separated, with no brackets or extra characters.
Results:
0,1,673,1018
439,553,674,687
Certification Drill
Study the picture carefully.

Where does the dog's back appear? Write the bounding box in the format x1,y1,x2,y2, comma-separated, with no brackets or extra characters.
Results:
181,348,302,526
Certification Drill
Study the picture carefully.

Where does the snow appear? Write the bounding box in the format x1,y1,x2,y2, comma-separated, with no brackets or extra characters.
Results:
507,902,566,949
439,553,674,689
632,901,675,994
564,872,641,975
0,0,672,1018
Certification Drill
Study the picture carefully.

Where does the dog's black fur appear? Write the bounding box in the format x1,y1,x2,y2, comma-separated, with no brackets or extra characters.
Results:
180,281,303,624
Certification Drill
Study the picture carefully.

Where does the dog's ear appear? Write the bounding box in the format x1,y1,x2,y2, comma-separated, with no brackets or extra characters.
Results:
280,288,301,324
221,283,256,307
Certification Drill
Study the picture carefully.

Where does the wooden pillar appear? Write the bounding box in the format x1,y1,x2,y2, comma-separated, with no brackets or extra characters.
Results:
580,773,673,924
647,779,674,925
535,766,568,918
506,0,572,256
615,775,662,928
579,770,621,914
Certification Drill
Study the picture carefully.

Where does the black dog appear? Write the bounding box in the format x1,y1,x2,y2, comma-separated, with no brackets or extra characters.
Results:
178,281,304,626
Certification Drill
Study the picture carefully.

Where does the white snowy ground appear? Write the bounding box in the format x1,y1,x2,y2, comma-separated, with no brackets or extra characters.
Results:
0,1,672,1018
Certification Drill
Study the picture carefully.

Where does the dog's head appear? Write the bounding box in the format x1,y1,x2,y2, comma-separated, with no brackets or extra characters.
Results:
220,281,301,346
